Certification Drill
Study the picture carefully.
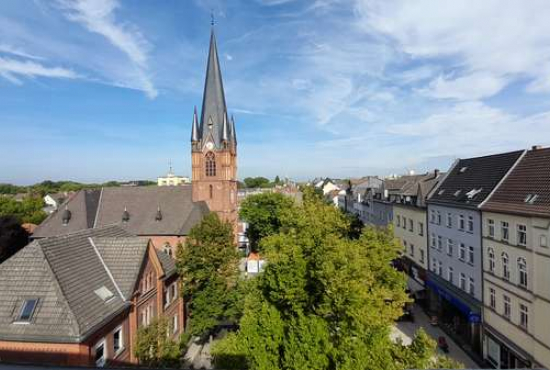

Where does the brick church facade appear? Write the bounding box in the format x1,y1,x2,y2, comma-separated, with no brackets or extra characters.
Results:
191,29,238,226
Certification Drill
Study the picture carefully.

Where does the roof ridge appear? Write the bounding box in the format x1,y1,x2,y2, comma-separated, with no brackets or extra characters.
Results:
34,240,82,337
88,237,126,301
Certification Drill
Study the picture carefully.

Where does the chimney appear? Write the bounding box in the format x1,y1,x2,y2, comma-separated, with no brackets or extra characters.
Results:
434,169,440,177
532,145,543,151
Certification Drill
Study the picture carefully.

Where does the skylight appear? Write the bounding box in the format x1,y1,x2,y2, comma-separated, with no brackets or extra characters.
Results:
17,298,38,323
525,194,539,204
459,167,468,173
454,190,462,197
466,188,483,199
95,286,114,302
438,189,445,195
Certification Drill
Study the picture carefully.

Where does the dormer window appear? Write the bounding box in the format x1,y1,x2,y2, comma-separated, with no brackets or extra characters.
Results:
16,298,38,323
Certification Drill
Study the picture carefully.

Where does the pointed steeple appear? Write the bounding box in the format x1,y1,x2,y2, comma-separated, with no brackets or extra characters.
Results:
231,115,237,145
199,27,228,148
191,106,199,142
222,112,229,142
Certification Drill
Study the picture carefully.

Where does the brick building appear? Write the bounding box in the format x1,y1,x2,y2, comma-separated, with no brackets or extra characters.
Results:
0,226,183,367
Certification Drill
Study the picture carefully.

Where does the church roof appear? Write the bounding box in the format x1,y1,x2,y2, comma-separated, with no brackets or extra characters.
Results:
195,28,235,149
33,186,209,238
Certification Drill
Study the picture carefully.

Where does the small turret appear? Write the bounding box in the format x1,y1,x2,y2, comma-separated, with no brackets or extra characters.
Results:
191,107,200,143
62,206,71,225
222,112,229,143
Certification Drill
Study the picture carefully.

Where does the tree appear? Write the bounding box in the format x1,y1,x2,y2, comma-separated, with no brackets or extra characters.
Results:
215,194,458,370
274,175,281,185
176,213,240,338
239,192,295,251
243,177,271,189
0,196,47,225
134,317,180,368
0,216,29,263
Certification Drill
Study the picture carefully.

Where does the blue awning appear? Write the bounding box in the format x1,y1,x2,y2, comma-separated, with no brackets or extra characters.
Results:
426,278,481,323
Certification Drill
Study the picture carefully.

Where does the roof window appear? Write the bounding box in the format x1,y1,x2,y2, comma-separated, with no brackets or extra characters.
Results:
95,286,114,302
525,194,539,204
438,189,445,195
466,188,482,199
459,166,468,173
454,190,462,197
16,298,39,323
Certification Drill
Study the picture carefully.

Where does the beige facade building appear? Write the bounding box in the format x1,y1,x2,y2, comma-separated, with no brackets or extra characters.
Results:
157,169,190,186
480,146,550,369
394,205,428,272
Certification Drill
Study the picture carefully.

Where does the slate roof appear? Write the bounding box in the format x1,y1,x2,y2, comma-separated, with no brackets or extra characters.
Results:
33,186,209,238
195,28,236,149
428,150,524,209
0,226,158,343
482,147,550,218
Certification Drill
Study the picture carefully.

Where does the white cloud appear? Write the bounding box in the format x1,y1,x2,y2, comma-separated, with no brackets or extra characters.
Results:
356,0,550,99
420,72,508,101
0,56,80,84
57,0,157,98
0,43,44,60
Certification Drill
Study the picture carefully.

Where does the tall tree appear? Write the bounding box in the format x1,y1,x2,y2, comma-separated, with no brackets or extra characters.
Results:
134,317,180,368
176,213,240,338
239,192,296,251
0,216,29,263
213,194,460,370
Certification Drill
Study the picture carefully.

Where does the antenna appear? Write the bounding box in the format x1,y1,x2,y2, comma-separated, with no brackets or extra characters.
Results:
211,10,215,26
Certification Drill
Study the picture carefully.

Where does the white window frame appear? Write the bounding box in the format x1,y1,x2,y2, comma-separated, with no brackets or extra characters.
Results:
469,277,475,295
468,245,474,265
503,295,511,319
459,215,465,231
502,253,510,280
488,219,495,237
447,239,453,256
446,213,452,228
488,248,495,273
459,243,466,261
517,224,527,247
419,222,424,236
459,273,466,290
447,267,454,283
518,258,528,288
467,215,474,233
520,303,528,329
501,221,509,241
113,325,124,356
489,287,496,309
95,339,107,368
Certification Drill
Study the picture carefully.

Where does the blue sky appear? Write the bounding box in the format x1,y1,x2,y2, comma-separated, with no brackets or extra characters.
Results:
2,0,550,185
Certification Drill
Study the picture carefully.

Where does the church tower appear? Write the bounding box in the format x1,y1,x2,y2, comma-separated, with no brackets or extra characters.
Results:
191,27,238,225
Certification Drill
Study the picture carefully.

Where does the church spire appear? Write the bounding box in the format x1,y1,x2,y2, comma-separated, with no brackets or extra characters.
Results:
199,27,229,148
231,115,237,146
191,106,199,142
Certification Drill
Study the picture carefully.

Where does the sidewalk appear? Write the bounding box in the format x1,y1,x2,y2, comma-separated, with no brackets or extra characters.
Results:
391,305,479,368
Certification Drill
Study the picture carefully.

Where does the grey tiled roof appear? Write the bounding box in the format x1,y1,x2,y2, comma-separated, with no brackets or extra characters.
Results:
428,150,524,209
156,249,177,278
0,226,156,343
33,186,209,238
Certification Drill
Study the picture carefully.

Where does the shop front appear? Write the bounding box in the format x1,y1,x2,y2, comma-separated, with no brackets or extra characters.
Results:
426,274,482,356
484,327,532,369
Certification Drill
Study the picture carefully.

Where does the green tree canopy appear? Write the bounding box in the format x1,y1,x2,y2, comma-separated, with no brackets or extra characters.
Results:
134,317,180,368
0,196,47,225
239,192,296,251
243,177,271,189
176,213,241,338
214,194,461,370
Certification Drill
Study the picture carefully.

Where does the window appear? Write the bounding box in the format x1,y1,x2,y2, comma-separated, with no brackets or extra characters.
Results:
431,258,437,272
518,258,528,288
503,295,511,319
447,239,454,256
402,217,406,229
420,249,425,264
517,224,527,246
502,253,510,280
17,299,38,322
520,304,528,329
430,210,435,223
209,184,214,199
396,215,401,227
173,315,179,334
419,222,424,236
409,219,414,232
459,243,466,261
431,233,436,248
468,246,474,265
436,211,441,225
459,215,465,230
447,267,454,283
171,284,178,301
541,235,548,248
488,219,495,237
437,261,443,276
95,340,106,367
469,277,475,295
459,273,466,290
501,221,509,241
205,152,216,177
113,326,123,354
467,216,474,232
488,248,495,273
446,213,452,228
489,288,496,309
163,287,170,308
409,243,415,257
437,236,442,251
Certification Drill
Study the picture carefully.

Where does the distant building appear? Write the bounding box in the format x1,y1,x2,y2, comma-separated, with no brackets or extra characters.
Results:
0,226,183,367
480,146,550,369
426,150,524,357
32,186,209,255
157,166,190,187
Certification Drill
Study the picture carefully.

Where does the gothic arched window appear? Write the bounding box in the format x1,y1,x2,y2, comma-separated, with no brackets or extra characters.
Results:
209,185,214,199
205,152,216,177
